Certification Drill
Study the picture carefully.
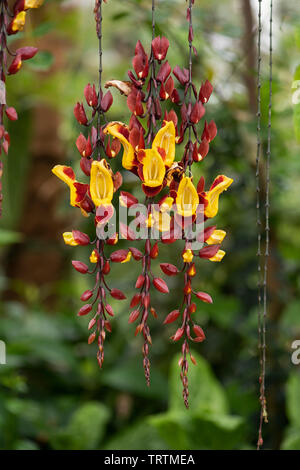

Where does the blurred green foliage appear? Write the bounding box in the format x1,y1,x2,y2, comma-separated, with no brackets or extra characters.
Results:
0,0,300,450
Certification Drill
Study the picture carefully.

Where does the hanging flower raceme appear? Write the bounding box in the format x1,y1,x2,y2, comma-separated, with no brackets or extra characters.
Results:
54,1,233,407
0,0,43,217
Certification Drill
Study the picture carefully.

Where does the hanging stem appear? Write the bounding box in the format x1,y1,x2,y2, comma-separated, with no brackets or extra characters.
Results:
94,0,103,160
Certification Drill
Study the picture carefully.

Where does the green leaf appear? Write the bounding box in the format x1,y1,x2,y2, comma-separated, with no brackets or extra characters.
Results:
281,427,300,450
27,51,54,72
51,402,110,450
0,229,22,246
169,351,229,414
104,421,167,450
286,373,300,426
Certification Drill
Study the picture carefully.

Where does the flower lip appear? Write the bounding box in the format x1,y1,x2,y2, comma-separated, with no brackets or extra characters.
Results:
176,176,199,217
104,122,135,170
152,120,176,168
142,149,165,188
204,175,233,218
90,160,114,207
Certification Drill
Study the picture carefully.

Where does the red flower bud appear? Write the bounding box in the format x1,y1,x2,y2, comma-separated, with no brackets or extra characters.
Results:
129,309,140,324
103,260,110,275
130,293,142,308
5,107,18,121
135,275,145,289
189,302,197,313
105,320,112,333
132,41,149,78
8,54,22,75
105,304,114,316
152,36,169,61
127,88,143,116
80,157,92,176
129,247,143,261
199,80,213,104
106,232,118,245
173,65,189,85
74,102,88,125
72,230,90,246
157,61,171,83
163,309,180,324
101,91,113,112
110,249,129,263
80,290,93,301
190,101,205,124
84,83,98,107
110,288,126,300
208,120,217,142
193,325,206,342
72,260,88,274
160,263,179,276
88,317,97,330
153,277,169,294
195,292,213,304
199,245,220,259
16,46,38,60
143,293,150,308
150,242,159,259
78,304,92,316
173,327,184,342
88,332,96,344
203,225,216,242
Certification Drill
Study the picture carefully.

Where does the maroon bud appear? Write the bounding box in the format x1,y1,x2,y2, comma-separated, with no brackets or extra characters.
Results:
190,102,205,124
105,320,112,333
130,293,142,308
101,91,113,112
156,61,171,83
103,260,110,275
84,83,98,107
72,230,90,246
199,245,220,259
153,277,169,294
111,288,126,300
152,36,169,61
127,88,144,116
208,120,217,141
105,304,114,316
163,309,180,325
196,139,209,161
88,317,97,330
173,327,184,342
129,309,140,323
189,303,197,313
8,54,22,75
195,292,213,304
74,102,88,125
80,157,92,176
16,46,38,60
78,304,92,316
160,263,179,276
199,80,213,104
129,247,143,261
88,332,96,344
80,290,93,301
171,88,180,104
150,242,159,259
193,325,206,342
203,225,216,241
135,275,145,289
5,107,18,121
119,191,138,208
173,65,189,85
72,260,88,274
110,249,129,263
143,293,150,308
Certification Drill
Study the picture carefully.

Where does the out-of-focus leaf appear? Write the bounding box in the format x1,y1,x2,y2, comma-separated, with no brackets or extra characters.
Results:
51,402,110,450
286,373,300,426
104,421,167,450
27,51,54,72
0,229,22,246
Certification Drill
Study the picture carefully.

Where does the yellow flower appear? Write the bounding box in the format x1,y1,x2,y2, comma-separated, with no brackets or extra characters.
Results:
209,249,225,262
25,0,44,8
151,208,172,232
90,160,114,207
52,165,77,207
63,232,79,247
152,121,176,167
90,250,98,263
182,249,194,263
204,175,233,218
104,122,135,170
206,229,226,245
121,252,132,263
12,12,26,33
176,177,199,217
142,149,165,187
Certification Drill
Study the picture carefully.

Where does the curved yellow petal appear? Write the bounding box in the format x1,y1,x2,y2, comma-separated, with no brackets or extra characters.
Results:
204,175,233,218
152,121,176,167
121,252,132,263
206,229,226,245
176,177,199,217
209,249,225,262
104,122,135,170
12,11,26,32
52,165,77,207
90,160,114,207
63,232,78,246
142,149,165,187
25,0,44,8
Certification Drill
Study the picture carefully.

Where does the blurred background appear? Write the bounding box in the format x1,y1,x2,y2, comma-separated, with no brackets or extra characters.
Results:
0,0,300,450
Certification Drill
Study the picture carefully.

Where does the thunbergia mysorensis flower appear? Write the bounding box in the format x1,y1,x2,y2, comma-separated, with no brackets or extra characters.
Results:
0,0,43,216
53,0,233,406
